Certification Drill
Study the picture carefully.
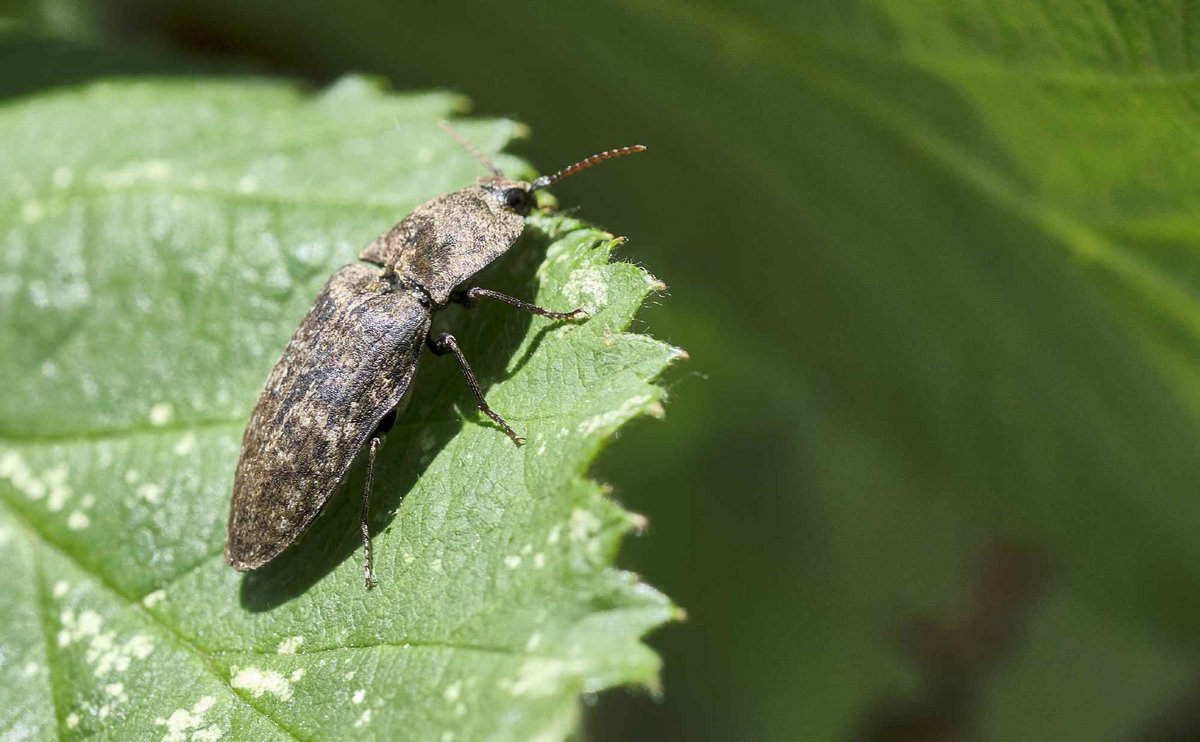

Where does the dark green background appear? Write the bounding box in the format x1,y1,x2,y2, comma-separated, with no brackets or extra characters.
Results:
9,1,1200,739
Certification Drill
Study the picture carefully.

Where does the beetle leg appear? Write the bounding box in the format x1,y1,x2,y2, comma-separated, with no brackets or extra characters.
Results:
453,287,588,321
361,436,381,589
427,332,525,445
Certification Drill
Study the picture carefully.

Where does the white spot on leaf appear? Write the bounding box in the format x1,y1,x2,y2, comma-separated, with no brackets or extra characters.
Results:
562,268,608,313
58,610,155,676
569,509,601,543
173,434,196,457
155,695,217,742
193,697,216,714
148,403,173,426
142,590,165,608
230,666,294,701
0,453,72,506
137,483,163,504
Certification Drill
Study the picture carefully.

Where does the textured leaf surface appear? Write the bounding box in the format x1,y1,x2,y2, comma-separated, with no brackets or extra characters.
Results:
0,73,679,739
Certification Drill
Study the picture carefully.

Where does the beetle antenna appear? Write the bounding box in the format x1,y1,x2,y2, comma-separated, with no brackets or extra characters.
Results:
532,145,647,190
439,120,505,177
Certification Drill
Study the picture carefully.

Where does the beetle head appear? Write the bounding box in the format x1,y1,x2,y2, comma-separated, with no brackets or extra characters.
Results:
477,176,536,217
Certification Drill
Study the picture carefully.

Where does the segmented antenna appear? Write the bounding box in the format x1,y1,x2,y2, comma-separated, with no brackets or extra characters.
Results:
439,120,504,177
532,145,647,190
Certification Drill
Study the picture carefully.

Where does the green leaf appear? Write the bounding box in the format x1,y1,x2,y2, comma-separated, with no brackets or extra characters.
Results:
0,72,681,739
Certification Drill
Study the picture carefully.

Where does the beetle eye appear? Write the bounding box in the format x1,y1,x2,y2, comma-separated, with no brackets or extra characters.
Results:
503,188,528,210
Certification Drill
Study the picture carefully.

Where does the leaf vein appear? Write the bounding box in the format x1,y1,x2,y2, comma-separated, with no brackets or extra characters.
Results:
1,499,304,742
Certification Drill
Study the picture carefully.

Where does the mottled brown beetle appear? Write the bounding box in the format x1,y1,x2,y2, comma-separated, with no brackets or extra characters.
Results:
225,122,645,586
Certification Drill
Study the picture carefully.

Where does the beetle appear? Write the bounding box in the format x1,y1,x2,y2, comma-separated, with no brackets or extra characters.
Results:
225,122,645,586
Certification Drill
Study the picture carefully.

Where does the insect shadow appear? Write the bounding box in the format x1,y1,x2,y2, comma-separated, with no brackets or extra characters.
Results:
239,220,567,610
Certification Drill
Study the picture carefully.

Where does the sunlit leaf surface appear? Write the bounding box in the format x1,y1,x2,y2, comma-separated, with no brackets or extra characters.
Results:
0,73,679,740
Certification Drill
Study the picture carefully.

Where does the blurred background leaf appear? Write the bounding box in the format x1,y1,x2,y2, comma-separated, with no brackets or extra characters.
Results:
6,0,1200,739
